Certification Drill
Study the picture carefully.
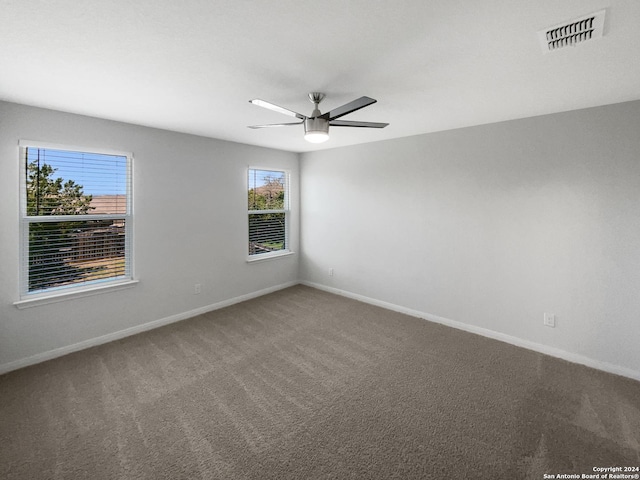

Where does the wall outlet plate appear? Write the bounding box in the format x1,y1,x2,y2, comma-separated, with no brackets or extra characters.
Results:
544,313,556,327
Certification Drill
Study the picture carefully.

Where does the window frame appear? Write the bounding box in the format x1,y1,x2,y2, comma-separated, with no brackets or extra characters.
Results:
15,140,136,307
246,166,293,262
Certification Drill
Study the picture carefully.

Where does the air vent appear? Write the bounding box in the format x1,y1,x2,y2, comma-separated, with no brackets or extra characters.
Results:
538,9,606,53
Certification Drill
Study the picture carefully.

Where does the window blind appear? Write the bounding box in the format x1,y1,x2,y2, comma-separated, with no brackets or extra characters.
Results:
248,168,289,256
20,145,132,296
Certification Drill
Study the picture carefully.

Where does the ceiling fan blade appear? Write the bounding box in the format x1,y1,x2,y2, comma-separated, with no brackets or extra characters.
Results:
329,120,389,128
249,99,306,120
248,122,303,129
327,96,377,121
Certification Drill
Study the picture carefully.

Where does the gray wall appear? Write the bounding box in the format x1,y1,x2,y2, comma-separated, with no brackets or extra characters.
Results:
2,99,639,380
0,101,299,371
300,100,640,379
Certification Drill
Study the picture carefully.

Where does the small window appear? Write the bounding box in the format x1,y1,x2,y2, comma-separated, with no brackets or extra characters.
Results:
247,168,290,258
19,142,133,298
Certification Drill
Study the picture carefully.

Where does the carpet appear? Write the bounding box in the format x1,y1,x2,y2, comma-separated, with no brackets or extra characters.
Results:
1,285,639,479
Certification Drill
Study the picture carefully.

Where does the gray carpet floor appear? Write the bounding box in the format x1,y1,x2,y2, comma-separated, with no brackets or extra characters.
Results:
1,285,639,479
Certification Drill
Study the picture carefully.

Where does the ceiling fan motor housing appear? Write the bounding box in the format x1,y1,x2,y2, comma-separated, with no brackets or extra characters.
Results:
304,116,329,135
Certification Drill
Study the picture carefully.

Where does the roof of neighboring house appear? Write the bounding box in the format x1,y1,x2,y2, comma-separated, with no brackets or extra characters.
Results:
89,195,127,215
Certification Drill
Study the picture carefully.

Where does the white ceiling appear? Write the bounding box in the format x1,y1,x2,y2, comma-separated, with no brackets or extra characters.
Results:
1,0,639,153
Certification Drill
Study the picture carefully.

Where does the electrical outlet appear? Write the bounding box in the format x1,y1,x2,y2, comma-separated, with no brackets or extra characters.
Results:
194,283,202,295
328,268,334,277
544,313,556,328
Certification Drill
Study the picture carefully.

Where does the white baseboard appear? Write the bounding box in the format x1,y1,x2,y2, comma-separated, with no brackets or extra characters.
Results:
301,280,640,382
0,281,298,375
5,279,639,383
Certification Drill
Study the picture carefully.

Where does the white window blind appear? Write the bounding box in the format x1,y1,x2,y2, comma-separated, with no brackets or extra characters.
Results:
247,168,289,257
19,143,133,297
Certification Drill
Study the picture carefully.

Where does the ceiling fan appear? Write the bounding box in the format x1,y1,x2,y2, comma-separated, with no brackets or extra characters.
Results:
248,92,388,143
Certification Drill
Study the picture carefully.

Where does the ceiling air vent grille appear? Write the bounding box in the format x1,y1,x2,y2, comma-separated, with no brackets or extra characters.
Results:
538,9,606,53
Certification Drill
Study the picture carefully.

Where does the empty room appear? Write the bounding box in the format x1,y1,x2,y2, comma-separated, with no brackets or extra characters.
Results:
1,1,639,479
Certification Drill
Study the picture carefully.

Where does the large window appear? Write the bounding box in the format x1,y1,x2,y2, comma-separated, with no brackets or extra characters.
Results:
247,168,290,258
19,142,133,299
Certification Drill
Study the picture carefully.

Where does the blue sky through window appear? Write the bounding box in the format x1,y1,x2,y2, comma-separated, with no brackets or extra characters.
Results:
248,169,285,190
26,147,127,196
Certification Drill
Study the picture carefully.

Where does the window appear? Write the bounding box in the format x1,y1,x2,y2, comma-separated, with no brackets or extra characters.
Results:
247,168,290,259
19,142,133,299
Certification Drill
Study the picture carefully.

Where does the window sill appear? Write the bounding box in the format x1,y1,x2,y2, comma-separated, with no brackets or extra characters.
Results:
14,279,139,309
246,250,295,263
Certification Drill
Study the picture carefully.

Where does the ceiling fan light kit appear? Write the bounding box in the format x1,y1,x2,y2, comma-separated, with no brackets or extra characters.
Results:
304,118,330,143
248,92,388,143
